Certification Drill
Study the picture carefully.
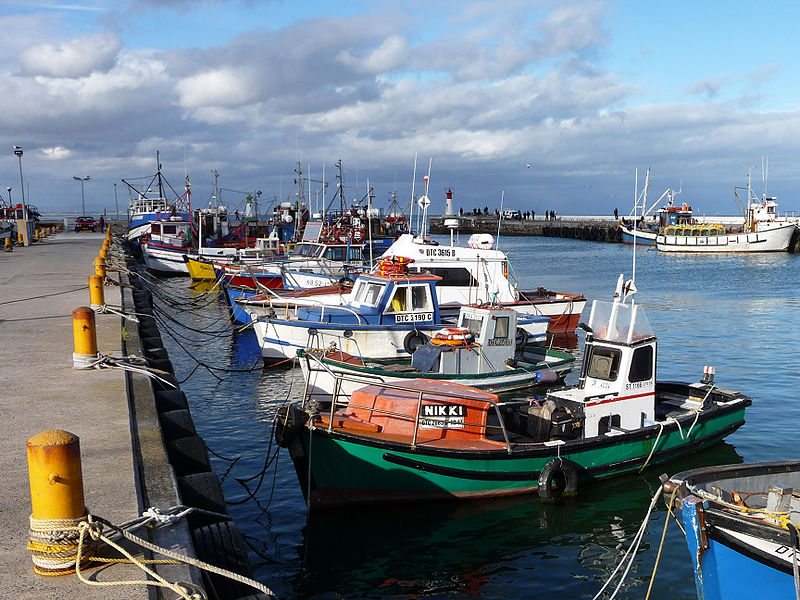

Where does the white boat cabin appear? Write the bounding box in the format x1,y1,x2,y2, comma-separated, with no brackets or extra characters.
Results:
147,218,191,248
411,305,524,374
545,298,656,438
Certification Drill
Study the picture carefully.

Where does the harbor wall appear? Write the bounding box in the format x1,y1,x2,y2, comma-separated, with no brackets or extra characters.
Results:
429,216,800,251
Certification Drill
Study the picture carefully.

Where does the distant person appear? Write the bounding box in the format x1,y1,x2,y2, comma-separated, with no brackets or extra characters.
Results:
614,208,618,220
483,206,488,214
459,207,463,216
531,210,535,221
98,215,104,230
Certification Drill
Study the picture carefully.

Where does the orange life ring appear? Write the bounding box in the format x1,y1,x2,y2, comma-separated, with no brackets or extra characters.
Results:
431,327,474,346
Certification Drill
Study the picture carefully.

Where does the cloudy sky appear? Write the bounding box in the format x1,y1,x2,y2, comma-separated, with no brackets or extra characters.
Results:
2,0,800,218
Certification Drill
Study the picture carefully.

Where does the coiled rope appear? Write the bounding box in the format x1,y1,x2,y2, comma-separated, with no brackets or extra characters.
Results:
28,506,275,599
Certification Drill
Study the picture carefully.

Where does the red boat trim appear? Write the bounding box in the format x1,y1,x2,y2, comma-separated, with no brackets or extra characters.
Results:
586,391,654,406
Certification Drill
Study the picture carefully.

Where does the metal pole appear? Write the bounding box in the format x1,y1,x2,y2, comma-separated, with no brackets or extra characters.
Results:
14,146,25,219
81,180,85,215
114,182,119,222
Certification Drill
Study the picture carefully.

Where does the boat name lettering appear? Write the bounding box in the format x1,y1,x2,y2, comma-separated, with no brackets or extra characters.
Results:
425,248,455,257
625,380,653,390
488,338,512,346
420,404,465,429
395,312,433,323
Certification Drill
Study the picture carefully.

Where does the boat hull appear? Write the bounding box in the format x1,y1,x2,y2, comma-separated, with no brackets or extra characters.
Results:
142,241,190,275
656,223,796,252
284,398,748,508
621,227,657,246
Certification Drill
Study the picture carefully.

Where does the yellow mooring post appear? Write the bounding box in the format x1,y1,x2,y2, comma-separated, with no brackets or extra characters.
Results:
98,246,108,260
93,257,106,278
72,306,98,368
26,429,91,576
4,237,12,252
17,232,23,244
89,275,104,310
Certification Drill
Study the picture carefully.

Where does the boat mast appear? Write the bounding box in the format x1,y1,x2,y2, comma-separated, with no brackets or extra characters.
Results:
409,153,417,235
156,151,164,203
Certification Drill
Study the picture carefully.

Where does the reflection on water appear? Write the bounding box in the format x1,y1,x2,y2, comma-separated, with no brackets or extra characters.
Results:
146,235,800,600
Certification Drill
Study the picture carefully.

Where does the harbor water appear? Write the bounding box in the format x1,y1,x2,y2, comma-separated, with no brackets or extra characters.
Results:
149,235,800,599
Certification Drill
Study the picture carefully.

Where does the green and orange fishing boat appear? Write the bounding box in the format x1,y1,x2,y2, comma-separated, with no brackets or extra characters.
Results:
275,275,752,509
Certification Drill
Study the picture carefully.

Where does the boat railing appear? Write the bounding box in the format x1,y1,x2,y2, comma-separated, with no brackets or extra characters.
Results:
304,353,512,453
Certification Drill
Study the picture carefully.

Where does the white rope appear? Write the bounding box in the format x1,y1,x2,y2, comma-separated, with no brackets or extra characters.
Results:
592,486,662,600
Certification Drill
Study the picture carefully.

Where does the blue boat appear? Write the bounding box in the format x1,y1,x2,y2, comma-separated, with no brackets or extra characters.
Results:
665,460,800,600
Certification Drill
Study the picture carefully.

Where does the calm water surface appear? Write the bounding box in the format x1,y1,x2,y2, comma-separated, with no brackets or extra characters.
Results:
152,236,800,599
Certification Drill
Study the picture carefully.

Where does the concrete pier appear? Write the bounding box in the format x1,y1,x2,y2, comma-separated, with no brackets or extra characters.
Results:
0,231,149,597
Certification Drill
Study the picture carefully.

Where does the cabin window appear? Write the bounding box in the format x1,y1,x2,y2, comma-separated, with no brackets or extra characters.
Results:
628,345,654,382
410,285,431,310
586,346,621,380
386,287,407,312
151,223,161,234
348,247,362,261
494,316,510,339
293,243,315,257
414,267,475,287
351,281,385,307
461,315,483,336
324,246,346,261
163,225,177,234
598,414,621,435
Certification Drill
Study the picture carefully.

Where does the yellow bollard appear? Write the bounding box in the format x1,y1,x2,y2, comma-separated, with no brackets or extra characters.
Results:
33,229,39,242
4,237,12,252
27,429,90,575
93,257,106,278
101,240,110,253
72,306,98,368
18,232,23,244
89,275,104,309
98,246,107,260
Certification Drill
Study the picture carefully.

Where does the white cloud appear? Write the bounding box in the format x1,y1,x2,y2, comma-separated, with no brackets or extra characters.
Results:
39,146,73,160
20,32,121,78
176,67,259,108
337,35,407,73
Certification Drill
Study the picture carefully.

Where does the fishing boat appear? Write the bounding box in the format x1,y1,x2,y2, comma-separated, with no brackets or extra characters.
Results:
383,232,585,334
620,169,690,246
274,274,751,508
656,172,797,253
123,153,190,246
250,256,549,364
297,304,571,399
183,234,285,281
664,460,800,600
140,216,193,274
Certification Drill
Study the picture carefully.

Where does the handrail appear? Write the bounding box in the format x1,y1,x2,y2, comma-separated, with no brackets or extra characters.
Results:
305,358,514,453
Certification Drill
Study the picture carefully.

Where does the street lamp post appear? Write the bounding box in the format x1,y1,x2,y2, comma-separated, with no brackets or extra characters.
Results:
73,176,90,216
114,182,119,222
6,187,11,207
13,146,25,219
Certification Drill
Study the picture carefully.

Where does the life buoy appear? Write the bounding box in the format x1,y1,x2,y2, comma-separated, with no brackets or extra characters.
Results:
403,330,428,354
537,458,578,502
431,327,474,346
515,327,529,351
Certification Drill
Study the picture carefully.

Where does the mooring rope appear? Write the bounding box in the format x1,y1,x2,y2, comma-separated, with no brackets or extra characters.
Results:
27,506,276,599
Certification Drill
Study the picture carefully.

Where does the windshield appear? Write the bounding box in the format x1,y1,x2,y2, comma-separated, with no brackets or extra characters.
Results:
588,300,654,344
350,280,386,307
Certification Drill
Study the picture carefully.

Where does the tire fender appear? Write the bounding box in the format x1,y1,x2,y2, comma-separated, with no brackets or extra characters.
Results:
403,330,429,354
537,457,578,502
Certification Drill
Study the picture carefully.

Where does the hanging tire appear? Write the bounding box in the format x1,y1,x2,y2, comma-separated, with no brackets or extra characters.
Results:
515,327,529,351
403,330,429,354
537,458,578,502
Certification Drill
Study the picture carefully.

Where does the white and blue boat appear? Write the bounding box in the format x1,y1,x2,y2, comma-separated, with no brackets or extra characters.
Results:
250,258,550,364
665,460,800,600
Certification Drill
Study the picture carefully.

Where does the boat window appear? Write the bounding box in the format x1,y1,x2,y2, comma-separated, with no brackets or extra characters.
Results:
163,225,176,234
494,316,510,338
292,243,316,258
586,346,621,380
151,223,161,234
324,246,346,261
461,315,483,336
348,246,362,261
415,267,475,287
628,345,653,382
410,285,431,311
351,281,385,307
386,287,407,312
